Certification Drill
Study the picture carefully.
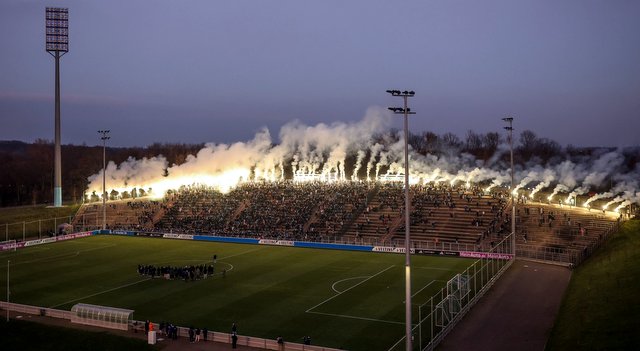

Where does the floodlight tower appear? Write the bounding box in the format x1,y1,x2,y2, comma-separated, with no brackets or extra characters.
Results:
98,130,110,230
46,8,69,207
503,117,516,255
387,89,416,351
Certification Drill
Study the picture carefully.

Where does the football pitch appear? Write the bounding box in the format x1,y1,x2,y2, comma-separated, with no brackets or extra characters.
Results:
0,235,474,350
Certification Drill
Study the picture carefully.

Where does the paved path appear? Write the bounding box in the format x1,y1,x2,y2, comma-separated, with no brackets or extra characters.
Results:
438,260,571,351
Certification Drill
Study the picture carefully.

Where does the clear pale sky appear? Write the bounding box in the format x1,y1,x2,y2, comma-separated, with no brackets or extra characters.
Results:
1,0,639,147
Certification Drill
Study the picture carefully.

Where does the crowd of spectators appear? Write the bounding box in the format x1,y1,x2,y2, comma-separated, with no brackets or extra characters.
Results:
306,182,371,239
227,181,328,240
156,185,242,234
146,181,512,246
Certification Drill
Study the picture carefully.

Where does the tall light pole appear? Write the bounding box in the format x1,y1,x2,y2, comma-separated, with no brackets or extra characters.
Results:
6,260,9,322
98,130,110,230
502,117,516,255
46,8,69,207
387,89,415,351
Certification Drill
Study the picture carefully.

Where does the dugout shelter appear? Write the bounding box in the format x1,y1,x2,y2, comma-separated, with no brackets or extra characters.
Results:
70,303,134,331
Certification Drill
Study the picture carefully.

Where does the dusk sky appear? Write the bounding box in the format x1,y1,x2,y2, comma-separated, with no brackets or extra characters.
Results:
1,0,639,148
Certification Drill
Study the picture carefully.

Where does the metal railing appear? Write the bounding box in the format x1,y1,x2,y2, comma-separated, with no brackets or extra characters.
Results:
2,216,74,242
388,234,514,351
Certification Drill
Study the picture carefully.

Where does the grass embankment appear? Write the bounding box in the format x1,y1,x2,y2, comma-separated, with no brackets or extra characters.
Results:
0,318,158,351
0,204,80,241
547,219,640,350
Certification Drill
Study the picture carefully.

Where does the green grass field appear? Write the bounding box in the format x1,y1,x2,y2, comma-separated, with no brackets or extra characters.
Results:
0,235,473,350
547,219,640,350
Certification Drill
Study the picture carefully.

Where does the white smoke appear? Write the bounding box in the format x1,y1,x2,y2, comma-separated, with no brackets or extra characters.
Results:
84,111,639,208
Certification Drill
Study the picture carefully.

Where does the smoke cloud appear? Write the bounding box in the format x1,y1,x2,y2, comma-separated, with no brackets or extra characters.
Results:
85,109,640,211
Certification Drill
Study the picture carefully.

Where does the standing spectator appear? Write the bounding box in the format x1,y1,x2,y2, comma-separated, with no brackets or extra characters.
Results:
189,326,195,343
144,320,149,335
231,332,238,349
203,327,208,342
195,327,201,342
172,324,178,340
276,336,284,350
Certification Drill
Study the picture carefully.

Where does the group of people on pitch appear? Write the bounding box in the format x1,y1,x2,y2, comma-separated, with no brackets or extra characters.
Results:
137,264,215,281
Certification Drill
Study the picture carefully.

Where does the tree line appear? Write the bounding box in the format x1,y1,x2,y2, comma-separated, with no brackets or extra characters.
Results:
1,130,636,207
0,139,203,207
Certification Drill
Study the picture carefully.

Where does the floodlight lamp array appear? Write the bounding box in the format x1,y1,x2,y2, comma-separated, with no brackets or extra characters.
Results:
386,90,415,97
46,8,69,52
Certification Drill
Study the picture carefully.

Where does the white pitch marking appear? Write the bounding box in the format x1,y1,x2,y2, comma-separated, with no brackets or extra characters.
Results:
10,244,117,266
331,276,370,293
49,277,151,308
404,280,447,303
221,248,263,260
414,266,461,272
306,265,395,313
307,310,404,325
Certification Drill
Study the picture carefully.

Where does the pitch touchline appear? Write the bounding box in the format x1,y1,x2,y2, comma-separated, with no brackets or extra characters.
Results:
306,265,395,313
414,266,461,271
307,310,404,325
406,280,446,302
10,244,117,266
49,277,151,308
221,248,263,260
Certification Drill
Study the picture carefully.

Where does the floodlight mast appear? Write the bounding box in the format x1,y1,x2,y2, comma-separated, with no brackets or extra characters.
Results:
46,8,69,207
6,260,9,322
387,89,416,351
98,130,110,230
502,117,516,256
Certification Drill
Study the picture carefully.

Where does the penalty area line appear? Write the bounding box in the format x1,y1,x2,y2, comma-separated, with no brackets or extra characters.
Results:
306,265,395,313
307,310,404,325
414,266,461,271
49,277,151,309
331,276,370,293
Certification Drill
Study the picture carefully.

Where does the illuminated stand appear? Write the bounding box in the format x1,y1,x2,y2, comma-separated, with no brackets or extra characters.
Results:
293,172,341,183
46,7,69,207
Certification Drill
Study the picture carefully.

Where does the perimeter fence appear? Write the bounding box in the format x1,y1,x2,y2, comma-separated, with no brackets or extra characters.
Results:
1,215,75,242
388,233,514,351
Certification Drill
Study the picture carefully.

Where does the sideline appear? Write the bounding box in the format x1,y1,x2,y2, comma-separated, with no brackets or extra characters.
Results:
49,277,152,308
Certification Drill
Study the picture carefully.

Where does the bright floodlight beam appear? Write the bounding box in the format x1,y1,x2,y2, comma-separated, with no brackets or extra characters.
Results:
98,130,110,230
503,117,516,256
387,89,416,351
46,7,69,207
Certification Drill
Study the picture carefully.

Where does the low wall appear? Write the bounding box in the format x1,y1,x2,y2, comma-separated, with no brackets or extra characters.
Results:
0,302,341,351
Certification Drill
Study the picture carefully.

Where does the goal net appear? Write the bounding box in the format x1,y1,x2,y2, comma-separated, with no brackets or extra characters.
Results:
435,273,470,327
